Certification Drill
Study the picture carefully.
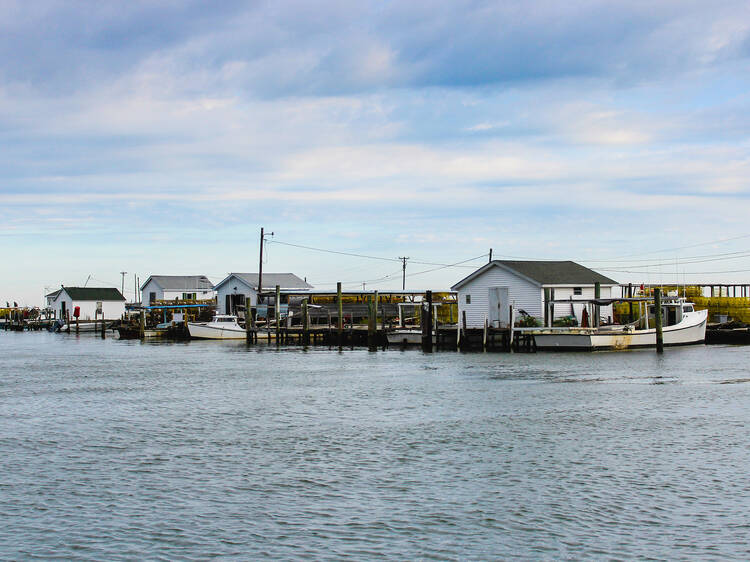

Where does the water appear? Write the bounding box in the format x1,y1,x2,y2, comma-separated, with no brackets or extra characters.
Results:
2,332,750,560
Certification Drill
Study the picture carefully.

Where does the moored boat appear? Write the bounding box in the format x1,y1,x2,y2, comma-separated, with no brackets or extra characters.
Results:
529,298,707,351
187,315,246,339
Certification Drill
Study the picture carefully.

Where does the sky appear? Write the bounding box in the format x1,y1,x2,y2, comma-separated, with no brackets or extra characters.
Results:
2,0,750,305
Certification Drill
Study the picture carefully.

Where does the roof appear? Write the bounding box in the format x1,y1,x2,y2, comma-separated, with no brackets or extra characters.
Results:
141,275,214,291
62,287,126,301
215,273,313,291
46,289,61,299
451,260,618,290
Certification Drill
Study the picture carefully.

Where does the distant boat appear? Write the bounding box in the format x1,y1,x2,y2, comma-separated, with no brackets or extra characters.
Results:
529,297,707,351
386,328,436,346
187,315,246,339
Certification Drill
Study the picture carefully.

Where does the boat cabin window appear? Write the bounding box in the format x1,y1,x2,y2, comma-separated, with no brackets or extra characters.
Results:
683,305,694,313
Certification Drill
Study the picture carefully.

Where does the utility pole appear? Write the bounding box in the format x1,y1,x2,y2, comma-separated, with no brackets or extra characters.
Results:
258,227,273,301
120,271,127,297
399,257,409,291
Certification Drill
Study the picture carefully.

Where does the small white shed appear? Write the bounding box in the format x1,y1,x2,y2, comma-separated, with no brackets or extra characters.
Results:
451,260,618,328
140,275,215,305
50,287,126,321
214,273,313,315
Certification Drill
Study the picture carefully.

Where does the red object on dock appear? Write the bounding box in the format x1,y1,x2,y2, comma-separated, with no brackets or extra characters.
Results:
73,306,80,318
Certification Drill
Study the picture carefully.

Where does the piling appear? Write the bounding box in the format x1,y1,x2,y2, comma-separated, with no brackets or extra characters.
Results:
101,313,106,339
367,293,378,349
654,288,664,353
594,282,601,328
139,310,145,339
337,282,343,346
627,283,634,323
75,315,79,334
302,298,309,345
544,288,551,327
275,285,281,344
422,290,433,352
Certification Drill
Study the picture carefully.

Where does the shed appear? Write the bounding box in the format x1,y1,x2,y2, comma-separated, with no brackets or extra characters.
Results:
451,260,618,328
50,287,126,321
140,275,215,305
214,273,313,316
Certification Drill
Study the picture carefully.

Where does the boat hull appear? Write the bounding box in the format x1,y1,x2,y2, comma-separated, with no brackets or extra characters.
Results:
532,310,708,351
187,322,247,340
386,329,436,346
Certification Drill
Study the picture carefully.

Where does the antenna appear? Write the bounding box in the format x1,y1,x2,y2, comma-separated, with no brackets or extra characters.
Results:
120,271,127,296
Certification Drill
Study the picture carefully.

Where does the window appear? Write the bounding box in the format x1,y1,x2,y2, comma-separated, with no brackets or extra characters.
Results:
573,287,582,296
465,294,471,304
182,292,197,300
683,305,694,313
149,292,156,304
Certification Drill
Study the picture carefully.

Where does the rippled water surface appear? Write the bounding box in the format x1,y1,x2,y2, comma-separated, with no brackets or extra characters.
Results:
2,332,750,560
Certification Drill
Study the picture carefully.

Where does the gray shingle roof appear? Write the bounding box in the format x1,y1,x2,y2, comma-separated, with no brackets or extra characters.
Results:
63,287,126,301
144,275,214,291
452,260,617,289
217,273,313,291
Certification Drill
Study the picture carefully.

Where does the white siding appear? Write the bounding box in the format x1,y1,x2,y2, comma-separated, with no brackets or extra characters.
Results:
141,280,163,304
53,293,125,321
456,266,542,329
216,276,257,315
548,286,613,322
141,281,214,304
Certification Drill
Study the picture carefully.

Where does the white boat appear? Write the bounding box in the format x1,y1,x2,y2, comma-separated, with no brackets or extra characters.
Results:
530,298,707,351
187,315,247,340
386,328,436,346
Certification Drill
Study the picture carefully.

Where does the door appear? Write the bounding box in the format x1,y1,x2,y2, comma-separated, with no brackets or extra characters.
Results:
488,287,509,327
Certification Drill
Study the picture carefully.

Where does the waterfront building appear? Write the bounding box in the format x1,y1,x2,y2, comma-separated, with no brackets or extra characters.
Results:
47,287,126,321
451,261,617,328
214,273,313,315
140,275,215,305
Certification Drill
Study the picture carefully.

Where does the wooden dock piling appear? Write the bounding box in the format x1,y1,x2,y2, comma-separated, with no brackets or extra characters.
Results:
422,290,433,352
337,282,343,346
654,288,664,353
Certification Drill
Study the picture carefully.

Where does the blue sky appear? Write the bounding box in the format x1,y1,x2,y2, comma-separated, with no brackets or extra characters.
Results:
2,0,750,305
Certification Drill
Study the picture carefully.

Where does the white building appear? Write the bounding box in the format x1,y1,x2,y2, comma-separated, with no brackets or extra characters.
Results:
140,275,215,305
47,287,126,321
451,260,618,328
214,273,312,315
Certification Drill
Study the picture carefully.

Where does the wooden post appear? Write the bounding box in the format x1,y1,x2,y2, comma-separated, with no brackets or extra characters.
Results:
544,288,551,327
75,314,79,334
139,309,145,340
483,315,488,350
461,310,467,350
421,290,433,352
275,285,281,344
336,282,343,346
367,294,377,349
509,305,515,352
594,282,601,328
66,311,70,333
654,288,664,353
302,298,309,345
101,311,106,339
628,283,633,323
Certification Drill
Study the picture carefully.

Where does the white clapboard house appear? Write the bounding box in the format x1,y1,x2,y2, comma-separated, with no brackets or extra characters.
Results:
140,275,215,305
214,273,313,316
451,260,618,328
47,286,126,321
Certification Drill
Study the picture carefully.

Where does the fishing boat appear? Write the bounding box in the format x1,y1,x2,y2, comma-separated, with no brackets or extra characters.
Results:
528,297,707,351
187,314,247,339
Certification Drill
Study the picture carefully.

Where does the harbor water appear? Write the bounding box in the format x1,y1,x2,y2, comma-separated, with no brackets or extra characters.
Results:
2,332,750,559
